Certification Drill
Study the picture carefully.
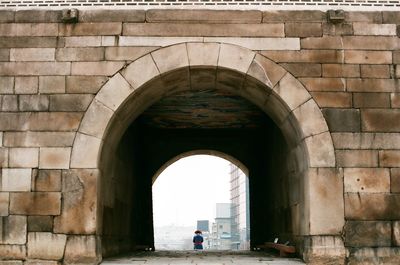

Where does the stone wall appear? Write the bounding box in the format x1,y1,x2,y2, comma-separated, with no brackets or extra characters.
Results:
0,8,399,265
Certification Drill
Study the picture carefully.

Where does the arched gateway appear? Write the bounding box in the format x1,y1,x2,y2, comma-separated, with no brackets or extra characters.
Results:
69,43,345,264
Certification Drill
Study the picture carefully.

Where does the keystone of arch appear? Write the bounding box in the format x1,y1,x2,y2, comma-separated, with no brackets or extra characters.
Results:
70,42,335,169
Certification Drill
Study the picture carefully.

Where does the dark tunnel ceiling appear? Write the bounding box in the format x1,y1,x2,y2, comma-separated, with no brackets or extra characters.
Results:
138,89,271,129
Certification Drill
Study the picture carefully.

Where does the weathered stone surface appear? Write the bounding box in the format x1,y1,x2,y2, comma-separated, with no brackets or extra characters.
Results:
322,64,360,77
187,42,219,68
1,168,31,192
0,10,14,23
71,61,125,76
54,169,97,234
0,77,14,94
0,245,26,260
39,76,65,94
14,10,61,23
0,49,9,61
28,112,82,131
379,150,400,167
10,192,61,215
14,76,38,94
56,47,104,61
323,22,353,36
301,36,343,49
262,50,343,63
302,236,346,265
353,93,390,108
362,109,400,132
49,94,93,112
263,10,326,22
4,132,75,147
0,148,8,167
95,73,132,112
33,170,61,192
300,78,345,92
285,23,322,37
10,48,54,62
322,109,360,132
344,168,390,193
79,10,145,22
0,23,58,37
311,92,352,108
27,232,66,260
304,132,335,167
394,221,400,246
247,54,286,88
344,221,392,247
66,76,107,94
383,11,400,23
19,95,49,111
0,261,23,265
392,168,400,193
353,23,397,36
39,147,71,169
346,11,382,23
391,93,400,108
360,65,390,78
9,148,39,168
0,192,9,216
347,79,397,92
273,73,311,111
121,54,159,89
0,215,27,244
343,36,400,50
105,46,156,61
59,23,122,36
70,133,101,169
0,37,58,48
23,261,58,265
292,99,328,138
79,100,113,139
64,235,100,264
345,50,392,64
28,216,53,232
345,193,400,220
331,133,400,150
152,43,189,74
147,10,262,23
336,150,378,167
0,113,30,131
119,36,202,47
64,36,101,47
281,63,321,77
205,37,300,50
0,62,70,76
1,95,18,111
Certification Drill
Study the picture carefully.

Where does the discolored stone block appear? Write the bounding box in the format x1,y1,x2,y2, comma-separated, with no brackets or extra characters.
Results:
56,47,104,62
0,77,14,94
79,9,145,22
345,193,400,220
1,168,31,192
0,23,58,37
322,22,353,36
121,54,160,89
336,150,378,167
0,10,14,23
33,170,61,192
344,168,390,193
311,92,352,108
379,150,400,167
54,169,98,234
345,50,392,64
39,76,65,94
14,10,61,23
64,235,100,264
70,133,101,169
263,10,326,22
346,11,382,23
281,63,321,77
0,245,26,260
304,132,335,167
353,93,390,108
344,221,391,247
301,36,343,49
362,109,400,132
71,61,125,76
0,215,27,244
360,65,390,78
64,36,101,48
0,148,8,167
9,148,39,168
394,221,400,246
392,168,400,193
0,37,58,49
19,95,49,112
392,93,400,108
10,192,61,215
285,23,322,37
105,46,157,61
0,62,70,76
300,78,345,92
262,50,343,63
331,132,400,150
343,36,400,50
383,11,400,23
0,192,9,216
49,94,93,112
10,48,54,62
66,76,107,94
27,232,66,260
322,108,360,132
24,261,58,265
1,95,18,112
247,54,286,87
322,64,360,78
28,216,53,232
59,23,122,36
353,23,397,36
0,49,9,61
4,132,75,148
79,100,113,139
39,147,71,169
28,112,82,131
14,77,38,94
347,78,397,92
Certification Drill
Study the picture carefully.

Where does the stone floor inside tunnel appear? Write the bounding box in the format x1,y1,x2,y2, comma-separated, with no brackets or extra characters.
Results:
101,251,305,264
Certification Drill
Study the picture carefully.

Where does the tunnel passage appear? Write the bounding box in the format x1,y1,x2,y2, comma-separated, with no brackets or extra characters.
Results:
98,66,309,258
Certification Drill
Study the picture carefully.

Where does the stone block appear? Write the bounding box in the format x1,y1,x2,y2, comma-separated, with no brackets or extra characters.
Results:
147,10,262,23
10,192,61,215
0,113,30,131
343,36,399,50
392,168,400,193
4,132,75,147
105,46,156,61
345,51,392,64
1,95,18,112
19,95,49,111
0,215,27,244
79,100,114,139
28,112,82,131
14,10,61,22
0,192,9,216
347,78,396,92
0,10,14,23
0,62,70,76
394,221,400,246
379,150,400,167
0,261,23,265
59,23,122,36
273,73,311,111
9,148,39,168
33,170,61,192
353,93,390,108
322,22,353,36
186,43,218,68
119,36,202,47
124,23,284,37
151,43,189,74
332,132,400,150
79,10,145,22
353,23,397,36
70,133,101,169
0,37,58,49
362,109,400,132
292,99,328,138
10,48,54,62
64,36,102,47
0,245,26,260
0,148,7,168
23,261,58,265
39,147,71,169
0,49,9,61
54,169,97,234
263,10,326,22
301,36,343,49
344,168,390,193
346,11,382,23
395,51,400,64
64,235,100,264
285,23,322,37
360,64,390,78
307,168,344,235
300,78,345,92
27,232,67,260
322,64,360,77
304,132,335,167
281,63,321,77
336,150,378,167
28,216,53,232
56,47,104,61
1,168,31,192
66,76,107,94
311,92,352,108
71,61,125,76
302,236,346,265
95,73,132,111
121,54,160,89
14,77,38,94
0,23,58,37
344,221,391,247
345,193,400,220
383,11,400,23
0,77,14,94
49,94,93,112
39,76,65,94
247,54,286,88
392,93,400,108
322,108,360,132
205,37,300,51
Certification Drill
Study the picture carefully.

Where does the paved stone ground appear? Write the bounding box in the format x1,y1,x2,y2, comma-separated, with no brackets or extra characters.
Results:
101,251,306,264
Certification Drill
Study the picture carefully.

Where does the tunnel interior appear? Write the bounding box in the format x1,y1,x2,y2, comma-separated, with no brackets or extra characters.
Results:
98,67,308,258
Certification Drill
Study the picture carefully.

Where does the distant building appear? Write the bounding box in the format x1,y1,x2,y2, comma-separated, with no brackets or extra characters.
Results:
197,220,209,232
209,203,232,250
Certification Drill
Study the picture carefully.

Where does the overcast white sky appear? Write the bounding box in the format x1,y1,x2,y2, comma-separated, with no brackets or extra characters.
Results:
152,155,231,227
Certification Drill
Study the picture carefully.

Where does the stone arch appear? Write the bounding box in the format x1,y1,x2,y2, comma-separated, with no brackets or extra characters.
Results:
69,42,344,262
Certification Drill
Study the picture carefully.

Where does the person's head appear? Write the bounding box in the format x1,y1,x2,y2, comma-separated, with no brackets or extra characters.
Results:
195,230,202,235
